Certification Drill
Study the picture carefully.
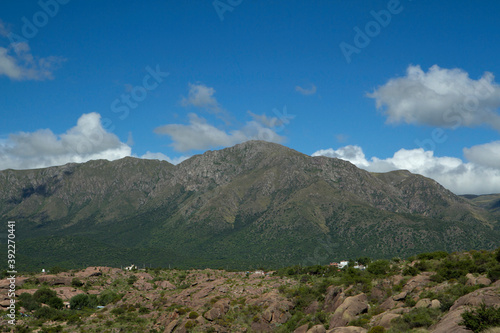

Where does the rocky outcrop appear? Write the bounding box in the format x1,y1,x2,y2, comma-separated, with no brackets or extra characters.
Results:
329,293,368,328
204,299,230,321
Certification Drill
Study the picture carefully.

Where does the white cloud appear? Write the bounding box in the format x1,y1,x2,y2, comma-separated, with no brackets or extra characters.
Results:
154,113,285,152
368,65,500,131
313,144,500,195
295,84,317,96
0,38,64,81
0,113,131,170
140,151,189,165
181,83,221,111
463,141,500,169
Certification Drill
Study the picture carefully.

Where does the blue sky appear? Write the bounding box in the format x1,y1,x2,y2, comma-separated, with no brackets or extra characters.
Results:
1,1,500,194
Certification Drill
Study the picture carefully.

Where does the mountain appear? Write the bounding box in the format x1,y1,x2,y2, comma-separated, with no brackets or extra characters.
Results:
1,141,499,270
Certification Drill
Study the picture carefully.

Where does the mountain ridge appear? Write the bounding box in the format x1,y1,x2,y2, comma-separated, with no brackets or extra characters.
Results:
1,141,498,270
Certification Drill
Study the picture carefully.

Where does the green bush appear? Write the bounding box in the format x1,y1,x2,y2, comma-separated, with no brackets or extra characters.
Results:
69,293,98,310
417,251,448,260
33,288,57,304
367,326,385,333
71,278,84,287
34,306,63,321
487,265,500,282
18,292,41,312
391,307,440,331
460,303,500,332
189,311,199,319
127,274,138,285
402,266,419,276
98,291,123,305
367,260,390,276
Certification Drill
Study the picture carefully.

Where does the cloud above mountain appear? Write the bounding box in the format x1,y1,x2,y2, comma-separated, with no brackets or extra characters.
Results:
368,65,500,131
313,144,500,194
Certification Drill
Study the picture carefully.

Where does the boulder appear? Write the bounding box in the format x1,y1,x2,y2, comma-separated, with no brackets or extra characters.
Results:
415,298,432,308
450,286,500,311
324,286,345,313
204,299,230,321
430,299,441,309
327,327,367,333
164,319,178,333
476,277,492,286
430,306,469,333
392,291,407,301
307,325,326,333
372,312,401,329
402,273,432,293
155,280,176,290
329,293,368,328
294,324,309,333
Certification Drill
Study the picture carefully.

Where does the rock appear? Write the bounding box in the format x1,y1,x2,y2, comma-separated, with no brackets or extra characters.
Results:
324,286,345,313
379,297,399,311
465,273,476,286
261,301,292,324
369,286,387,303
329,293,368,328
450,286,500,311
155,280,176,290
392,291,407,301
415,298,432,308
307,325,326,333
204,299,230,321
476,277,492,286
305,300,320,314
327,327,367,333
294,324,309,333
430,306,469,333
430,299,441,309
372,312,401,329
37,275,72,286
164,319,178,333
402,273,432,293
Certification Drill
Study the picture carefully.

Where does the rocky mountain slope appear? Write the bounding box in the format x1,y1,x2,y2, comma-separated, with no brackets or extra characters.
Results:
3,249,500,332
1,141,499,270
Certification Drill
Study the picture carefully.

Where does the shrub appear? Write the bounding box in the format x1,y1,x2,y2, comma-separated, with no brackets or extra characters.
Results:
460,303,500,332
487,265,500,282
34,306,63,321
367,260,390,276
127,275,138,285
367,326,386,333
33,288,57,304
98,291,123,305
391,307,440,331
69,293,98,310
402,266,419,276
111,307,126,315
18,292,41,312
189,311,199,319
185,320,196,329
71,278,84,287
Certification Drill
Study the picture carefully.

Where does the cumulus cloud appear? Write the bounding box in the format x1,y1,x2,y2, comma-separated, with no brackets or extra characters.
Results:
0,20,65,80
140,151,190,165
463,141,500,169
0,113,131,170
313,144,500,195
295,84,317,96
154,113,285,152
181,83,221,112
368,65,500,131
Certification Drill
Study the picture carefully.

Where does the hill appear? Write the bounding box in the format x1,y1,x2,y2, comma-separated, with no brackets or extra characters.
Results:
0,141,499,270
3,249,500,332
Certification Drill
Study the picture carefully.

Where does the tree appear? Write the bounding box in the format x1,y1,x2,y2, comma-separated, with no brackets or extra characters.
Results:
356,257,371,266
